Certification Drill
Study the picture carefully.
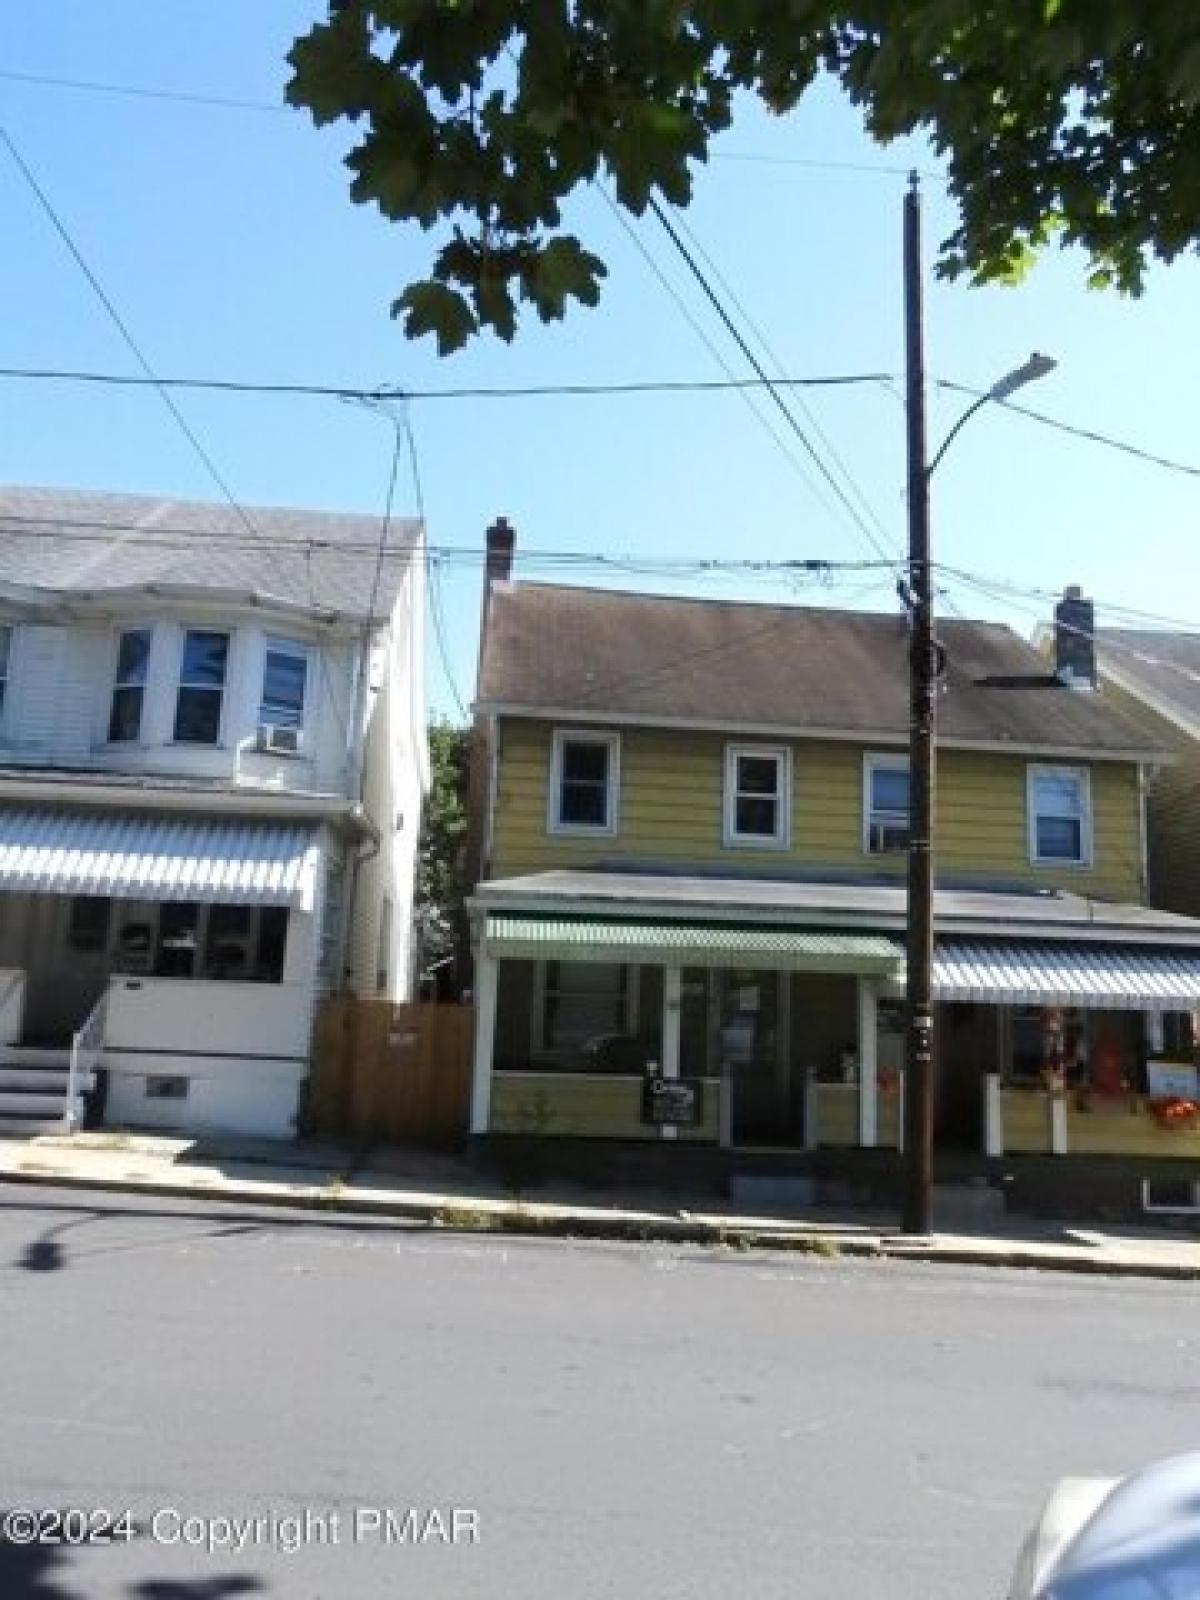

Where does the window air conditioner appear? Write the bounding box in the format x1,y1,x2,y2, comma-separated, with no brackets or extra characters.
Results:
257,723,304,756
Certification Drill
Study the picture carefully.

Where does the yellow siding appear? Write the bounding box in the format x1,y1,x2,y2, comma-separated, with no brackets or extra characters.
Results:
1147,746,1200,918
1066,1102,1200,1158
1001,1089,1053,1154
489,719,1143,901
490,1071,720,1142
813,1084,858,1147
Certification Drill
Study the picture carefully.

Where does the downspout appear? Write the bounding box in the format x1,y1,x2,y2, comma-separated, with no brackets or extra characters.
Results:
1137,761,1150,904
336,619,384,993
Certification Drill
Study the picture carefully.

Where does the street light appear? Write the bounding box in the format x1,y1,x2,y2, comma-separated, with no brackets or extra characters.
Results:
927,352,1058,478
902,173,1056,1238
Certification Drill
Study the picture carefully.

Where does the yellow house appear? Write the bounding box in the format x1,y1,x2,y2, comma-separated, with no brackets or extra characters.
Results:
468,526,1200,1209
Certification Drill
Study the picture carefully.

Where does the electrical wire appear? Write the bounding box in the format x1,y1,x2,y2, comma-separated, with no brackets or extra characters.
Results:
0,124,270,556
399,406,469,719
0,364,895,400
647,195,902,574
593,186,845,523
666,202,902,565
934,378,1200,482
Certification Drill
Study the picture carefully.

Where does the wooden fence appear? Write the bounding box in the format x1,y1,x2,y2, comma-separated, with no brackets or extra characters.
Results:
305,998,474,1146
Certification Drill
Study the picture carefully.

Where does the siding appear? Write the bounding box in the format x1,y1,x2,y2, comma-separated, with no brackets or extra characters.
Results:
490,1071,720,1141
1146,746,1200,919
489,720,1144,902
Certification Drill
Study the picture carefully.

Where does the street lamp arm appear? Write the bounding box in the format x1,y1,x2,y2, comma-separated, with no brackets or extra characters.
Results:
926,352,1057,480
926,393,990,479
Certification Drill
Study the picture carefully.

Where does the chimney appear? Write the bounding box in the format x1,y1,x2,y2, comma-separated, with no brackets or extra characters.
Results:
1054,584,1096,688
485,516,515,588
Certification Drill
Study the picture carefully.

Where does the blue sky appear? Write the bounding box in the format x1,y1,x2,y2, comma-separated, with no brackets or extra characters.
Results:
3,2,1199,719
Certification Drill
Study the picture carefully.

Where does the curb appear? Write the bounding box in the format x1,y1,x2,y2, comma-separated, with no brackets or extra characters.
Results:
2,1164,1198,1281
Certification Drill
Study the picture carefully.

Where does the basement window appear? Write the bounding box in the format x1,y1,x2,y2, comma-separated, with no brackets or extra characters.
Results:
1143,1177,1200,1215
145,1076,189,1100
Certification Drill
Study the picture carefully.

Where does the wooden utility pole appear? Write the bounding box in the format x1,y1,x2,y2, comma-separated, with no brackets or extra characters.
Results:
903,173,935,1236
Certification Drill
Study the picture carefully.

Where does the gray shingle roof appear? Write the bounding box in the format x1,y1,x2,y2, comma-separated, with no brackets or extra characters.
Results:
479,582,1162,756
1098,629,1200,737
0,485,422,622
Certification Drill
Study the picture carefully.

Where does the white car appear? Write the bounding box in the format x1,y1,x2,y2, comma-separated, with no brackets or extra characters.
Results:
1009,1454,1200,1598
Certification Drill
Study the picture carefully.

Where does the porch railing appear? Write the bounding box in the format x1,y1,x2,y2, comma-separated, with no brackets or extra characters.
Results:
66,989,108,1133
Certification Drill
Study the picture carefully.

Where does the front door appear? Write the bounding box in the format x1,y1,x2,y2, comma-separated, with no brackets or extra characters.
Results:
722,969,798,1146
21,896,112,1044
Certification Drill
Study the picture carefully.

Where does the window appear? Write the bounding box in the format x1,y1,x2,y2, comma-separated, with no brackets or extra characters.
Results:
539,962,627,1060
203,905,254,979
174,629,229,744
156,903,200,977
145,1076,189,1100
108,628,152,743
865,754,910,855
68,897,112,954
0,624,11,715
1029,765,1091,865
260,638,309,731
549,730,619,834
724,744,789,848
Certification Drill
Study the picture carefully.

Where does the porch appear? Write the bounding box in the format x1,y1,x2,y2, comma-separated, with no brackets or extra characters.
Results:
0,808,327,1137
468,878,1200,1175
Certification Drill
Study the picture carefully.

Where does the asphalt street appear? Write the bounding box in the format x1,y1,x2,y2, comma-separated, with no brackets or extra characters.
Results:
0,1186,1197,1600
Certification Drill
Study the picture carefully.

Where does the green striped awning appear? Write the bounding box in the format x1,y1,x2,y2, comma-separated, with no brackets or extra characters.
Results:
483,915,904,973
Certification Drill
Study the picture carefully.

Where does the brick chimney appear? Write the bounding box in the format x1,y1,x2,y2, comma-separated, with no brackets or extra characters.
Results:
1054,585,1096,688
485,516,515,588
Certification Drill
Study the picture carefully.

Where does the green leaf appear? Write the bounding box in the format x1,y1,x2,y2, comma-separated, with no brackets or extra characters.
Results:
394,280,478,354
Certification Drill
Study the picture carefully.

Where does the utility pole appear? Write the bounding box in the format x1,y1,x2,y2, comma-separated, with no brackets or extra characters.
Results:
903,172,935,1236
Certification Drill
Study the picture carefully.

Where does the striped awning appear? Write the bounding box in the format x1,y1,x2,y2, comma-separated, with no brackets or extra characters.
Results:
0,808,321,909
483,915,904,972
934,941,1200,1011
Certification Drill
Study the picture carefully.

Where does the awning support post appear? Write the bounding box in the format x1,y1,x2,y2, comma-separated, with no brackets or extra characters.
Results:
984,1073,1003,1157
661,963,682,1142
857,978,878,1148
470,951,498,1136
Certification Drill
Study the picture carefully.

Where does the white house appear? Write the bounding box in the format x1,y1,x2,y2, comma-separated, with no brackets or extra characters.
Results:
0,485,427,1138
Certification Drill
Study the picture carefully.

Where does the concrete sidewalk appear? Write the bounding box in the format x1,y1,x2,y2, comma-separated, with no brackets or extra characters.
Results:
3,1131,1200,1280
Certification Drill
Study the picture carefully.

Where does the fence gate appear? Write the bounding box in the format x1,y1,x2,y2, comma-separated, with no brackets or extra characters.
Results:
306,998,473,1146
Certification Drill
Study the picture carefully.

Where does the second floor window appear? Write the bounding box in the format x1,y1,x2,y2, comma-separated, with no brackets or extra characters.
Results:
0,624,10,715
865,755,910,854
174,629,229,744
108,628,152,743
260,639,309,731
724,744,789,848
550,730,619,833
1029,765,1091,865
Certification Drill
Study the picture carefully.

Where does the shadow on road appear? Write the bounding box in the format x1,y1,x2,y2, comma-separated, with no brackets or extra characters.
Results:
0,1524,268,1599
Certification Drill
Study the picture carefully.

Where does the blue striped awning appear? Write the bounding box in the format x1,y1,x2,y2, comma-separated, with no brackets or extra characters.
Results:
934,941,1200,1011
0,809,321,909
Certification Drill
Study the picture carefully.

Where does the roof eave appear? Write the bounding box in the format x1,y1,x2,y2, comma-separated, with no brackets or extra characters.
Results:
472,700,1168,764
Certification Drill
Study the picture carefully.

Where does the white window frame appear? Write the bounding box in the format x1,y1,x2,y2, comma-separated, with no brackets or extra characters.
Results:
547,728,621,837
723,742,791,850
863,751,911,856
1027,763,1093,868
107,624,154,745
172,626,231,747
259,636,311,735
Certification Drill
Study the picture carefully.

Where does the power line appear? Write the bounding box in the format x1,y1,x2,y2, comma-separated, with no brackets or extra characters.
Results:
0,67,286,114
0,69,942,188
666,202,902,564
934,378,1200,481
593,186,847,522
0,364,895,400
0,122,272,559
398,405,468,719
647,195,902,573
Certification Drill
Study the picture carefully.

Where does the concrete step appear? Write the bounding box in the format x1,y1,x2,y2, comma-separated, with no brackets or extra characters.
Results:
0,1116,68,1134
0,1091,71,1117
0,1069,94,1093
0,1047,71,1069
933,1180,1007,1225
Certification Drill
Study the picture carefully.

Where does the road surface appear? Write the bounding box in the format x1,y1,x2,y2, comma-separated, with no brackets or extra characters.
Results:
0,1185,1195,1598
